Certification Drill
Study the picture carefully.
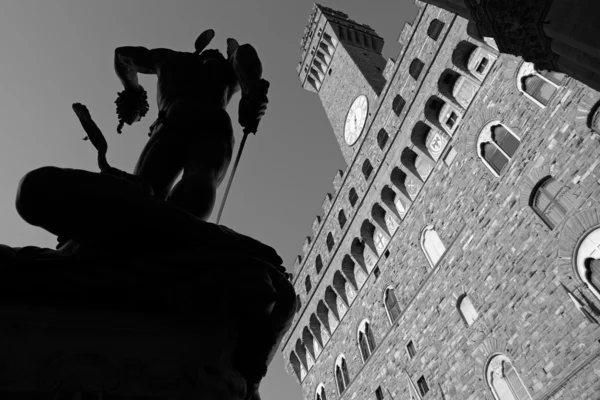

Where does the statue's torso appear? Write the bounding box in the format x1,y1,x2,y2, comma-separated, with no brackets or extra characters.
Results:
156,51,238,116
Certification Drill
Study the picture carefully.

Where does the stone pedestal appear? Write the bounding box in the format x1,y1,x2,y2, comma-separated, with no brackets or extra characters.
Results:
0,246,291,400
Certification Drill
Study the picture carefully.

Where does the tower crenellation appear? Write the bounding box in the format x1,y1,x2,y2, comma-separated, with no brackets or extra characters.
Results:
283,2,600,399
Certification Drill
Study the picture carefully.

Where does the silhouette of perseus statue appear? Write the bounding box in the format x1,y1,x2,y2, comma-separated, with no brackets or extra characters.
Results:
0,30,295,400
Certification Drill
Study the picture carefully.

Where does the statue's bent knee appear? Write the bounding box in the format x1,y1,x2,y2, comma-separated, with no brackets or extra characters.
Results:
16,166,63,225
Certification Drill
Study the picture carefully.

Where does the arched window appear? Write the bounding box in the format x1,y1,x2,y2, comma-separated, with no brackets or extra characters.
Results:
357,320,376,362
305,276,312,294
458,294,479,326
362,159,374,180
377,128,389,149
290,351,305,381
296,295,302,313
349,188,359,207
589,102,600,134
315,255,323,273
384,287,401,324
421,225,446,268
427,19,445,40
392,95,406,116
409,59,425,80
486,354,532,400
309,313,327,348
326,232,335,252
338,210,347,228
316,383,327,400
575,228,600,300
303,326,319,363
477,122,521,177
517,62,560,108
335,355,350,394
530,176,573,229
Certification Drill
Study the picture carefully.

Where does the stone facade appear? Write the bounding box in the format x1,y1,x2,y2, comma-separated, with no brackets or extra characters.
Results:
283,3,600,400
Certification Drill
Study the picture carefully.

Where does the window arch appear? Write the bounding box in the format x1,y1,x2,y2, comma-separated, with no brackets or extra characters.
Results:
326,232,335,252
290,351,305,381
409,58,425,80
338,210,347,228
316,383,327,400
357,319,376,362
384,287,401,324
427,19,445,40
575,228,600,300
530,176,573,229
377,128,389,149
362,159,374,180
349,188,359,207
392,95,406,116
486,354,532,400
517,62,560,108
315,254,323,274
477,122,520,177
305,276,312,294
421,225,446,268
335,355,350,394
457,294,479,326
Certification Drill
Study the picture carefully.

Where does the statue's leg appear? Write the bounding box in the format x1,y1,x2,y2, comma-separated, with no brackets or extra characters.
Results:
15,166,219,250
133,121,186,200
166,109,234,221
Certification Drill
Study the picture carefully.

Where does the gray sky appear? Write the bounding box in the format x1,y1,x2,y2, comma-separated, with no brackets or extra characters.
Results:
0,0,417,398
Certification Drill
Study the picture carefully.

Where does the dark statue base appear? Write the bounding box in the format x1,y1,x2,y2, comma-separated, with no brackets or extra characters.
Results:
0,243,294,400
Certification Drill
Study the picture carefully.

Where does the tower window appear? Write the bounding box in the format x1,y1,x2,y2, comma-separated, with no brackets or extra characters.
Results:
427,19,445,40
375,386,384,400
417,376,429,396
326,233,335,252
349,188,359,207
305,276,312,294
409,59,425,80
315,255,323,273
338,210,347,228
406,340,416,359
392,95,406,116
362,159,374,180
377,128,389,149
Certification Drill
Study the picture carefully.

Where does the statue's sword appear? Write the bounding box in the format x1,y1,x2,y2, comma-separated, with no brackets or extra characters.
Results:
215,126,250,224
215,79,269,224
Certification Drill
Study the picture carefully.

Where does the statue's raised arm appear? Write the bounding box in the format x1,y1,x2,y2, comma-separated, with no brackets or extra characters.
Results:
113,46,174,133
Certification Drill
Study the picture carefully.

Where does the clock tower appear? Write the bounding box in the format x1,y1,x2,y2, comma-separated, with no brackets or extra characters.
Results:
298,4,387,163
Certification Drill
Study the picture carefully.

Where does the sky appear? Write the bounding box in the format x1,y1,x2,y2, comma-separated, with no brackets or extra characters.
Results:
0,0,417,398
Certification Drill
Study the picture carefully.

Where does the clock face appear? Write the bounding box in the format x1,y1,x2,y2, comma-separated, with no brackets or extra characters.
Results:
344,95,369,146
